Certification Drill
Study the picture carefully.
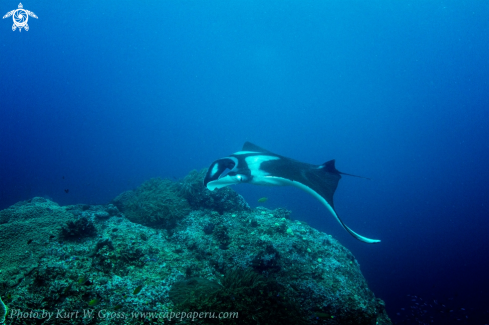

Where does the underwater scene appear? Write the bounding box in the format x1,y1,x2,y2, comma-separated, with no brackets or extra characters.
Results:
1,1,488,324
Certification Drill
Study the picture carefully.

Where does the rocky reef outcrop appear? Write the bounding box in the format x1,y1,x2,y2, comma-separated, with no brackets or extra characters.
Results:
0,170,391,325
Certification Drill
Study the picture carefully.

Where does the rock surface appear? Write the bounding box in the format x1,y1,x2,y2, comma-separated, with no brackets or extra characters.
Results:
0,172,391,325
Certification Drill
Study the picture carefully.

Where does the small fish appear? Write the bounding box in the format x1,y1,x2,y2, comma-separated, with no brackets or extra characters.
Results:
313,312,331,318
133,285,144,295
27,239,33,244
63,283,73,294
258,197,268,203
88,298,100,306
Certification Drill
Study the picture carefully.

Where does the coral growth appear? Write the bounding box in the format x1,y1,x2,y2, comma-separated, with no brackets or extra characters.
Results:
170,269,308,324
179,169,251,213
61,217,97,240
0,170,392,325
113,178,191,229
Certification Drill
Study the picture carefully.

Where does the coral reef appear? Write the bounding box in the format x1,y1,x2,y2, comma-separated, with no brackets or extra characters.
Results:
178,169,251,214
0,197,74,287
61,217,97,240
0,171,391,325
170,269,308,324
113,178,191,229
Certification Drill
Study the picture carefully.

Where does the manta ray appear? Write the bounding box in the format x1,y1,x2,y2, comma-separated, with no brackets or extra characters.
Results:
203,142,380,244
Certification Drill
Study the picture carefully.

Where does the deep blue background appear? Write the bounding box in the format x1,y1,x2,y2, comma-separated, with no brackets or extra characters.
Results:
1,0,488,322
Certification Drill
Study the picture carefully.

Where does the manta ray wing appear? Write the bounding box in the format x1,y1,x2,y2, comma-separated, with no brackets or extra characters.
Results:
264,154,380,243
242,141,274,154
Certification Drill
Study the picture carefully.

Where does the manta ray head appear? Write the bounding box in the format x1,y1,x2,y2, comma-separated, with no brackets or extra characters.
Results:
203,157,251,190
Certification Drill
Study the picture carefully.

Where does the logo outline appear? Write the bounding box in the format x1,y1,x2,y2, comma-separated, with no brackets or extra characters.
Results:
3,3,38,32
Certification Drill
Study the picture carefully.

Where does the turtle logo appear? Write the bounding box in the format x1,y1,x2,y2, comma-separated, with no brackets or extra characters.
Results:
3,3,37,32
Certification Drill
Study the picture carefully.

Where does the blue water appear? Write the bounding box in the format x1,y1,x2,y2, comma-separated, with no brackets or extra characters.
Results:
1,0,488,322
